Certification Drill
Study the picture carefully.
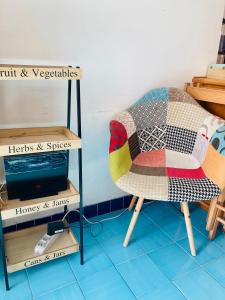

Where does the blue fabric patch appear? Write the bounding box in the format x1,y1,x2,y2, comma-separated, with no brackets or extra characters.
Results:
210,125,225,156
133,87,169,106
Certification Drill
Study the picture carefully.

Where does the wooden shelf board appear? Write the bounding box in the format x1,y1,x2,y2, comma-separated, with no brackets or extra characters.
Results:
185,84,225,105
5,224,79,273
0,180,79,221
0,126,81,156
192,76,225,87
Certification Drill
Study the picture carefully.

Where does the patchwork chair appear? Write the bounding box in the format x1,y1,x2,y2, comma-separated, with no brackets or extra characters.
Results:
109,87,225,256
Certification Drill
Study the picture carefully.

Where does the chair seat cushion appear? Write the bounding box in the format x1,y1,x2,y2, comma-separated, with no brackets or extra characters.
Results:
116,150,220,202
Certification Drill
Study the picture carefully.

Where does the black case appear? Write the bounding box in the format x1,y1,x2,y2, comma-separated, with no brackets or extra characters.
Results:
4,151,68,200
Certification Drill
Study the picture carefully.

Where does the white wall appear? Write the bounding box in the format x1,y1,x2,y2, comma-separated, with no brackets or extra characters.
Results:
0,0,224,207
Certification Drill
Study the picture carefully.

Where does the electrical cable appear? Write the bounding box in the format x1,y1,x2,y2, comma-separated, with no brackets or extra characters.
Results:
0,184,5,205
62,200,155,238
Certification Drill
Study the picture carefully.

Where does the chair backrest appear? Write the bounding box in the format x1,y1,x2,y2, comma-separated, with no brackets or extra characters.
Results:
114,87,211,156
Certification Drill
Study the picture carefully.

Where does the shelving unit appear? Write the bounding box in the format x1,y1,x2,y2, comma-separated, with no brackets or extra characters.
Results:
0,64,84,290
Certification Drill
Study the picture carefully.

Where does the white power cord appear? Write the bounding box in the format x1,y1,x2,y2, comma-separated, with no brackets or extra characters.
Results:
0,184,5,205
62,207,129,225
62,200,154,233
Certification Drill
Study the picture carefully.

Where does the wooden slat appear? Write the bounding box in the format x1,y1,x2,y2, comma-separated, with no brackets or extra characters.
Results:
216,204,225,213
0,65,82,80
185,84,225,105
216,217,225,226
192,76,225,87
0,180,79,220
4,224,79,273
0,126,81,156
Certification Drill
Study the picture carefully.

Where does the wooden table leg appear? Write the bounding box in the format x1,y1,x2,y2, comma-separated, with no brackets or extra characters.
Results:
206,197,219,231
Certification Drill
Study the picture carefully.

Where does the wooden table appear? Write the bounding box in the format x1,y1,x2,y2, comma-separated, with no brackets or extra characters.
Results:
185,77,225,211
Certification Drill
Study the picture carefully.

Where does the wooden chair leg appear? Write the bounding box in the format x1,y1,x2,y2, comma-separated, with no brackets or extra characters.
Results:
180,203,184,214
123,197,144,247
181,202,196,256
128,196,137,211
206,197,218,231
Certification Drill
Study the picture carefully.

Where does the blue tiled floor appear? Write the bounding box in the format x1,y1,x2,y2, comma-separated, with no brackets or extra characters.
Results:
1,202,225,299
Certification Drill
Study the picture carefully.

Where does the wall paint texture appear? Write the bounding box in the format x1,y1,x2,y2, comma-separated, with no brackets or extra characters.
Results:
0,1,224,210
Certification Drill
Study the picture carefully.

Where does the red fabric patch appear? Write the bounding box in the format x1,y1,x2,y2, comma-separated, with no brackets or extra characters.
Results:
166,167,206,179
109,120,128,153
133,149,166,167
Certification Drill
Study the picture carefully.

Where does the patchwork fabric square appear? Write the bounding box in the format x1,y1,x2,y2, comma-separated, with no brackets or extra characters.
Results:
138,125,166,152
167,102,210,132
168,177,220,202
133,149,166,167
114,110,137,138
134,87,169,105
166,125,197,154
168,87,199,106
128,101,167,130
210,124,225,155
128,132,141,160
130,164,166,176
192,134,208,164
165,150,200,169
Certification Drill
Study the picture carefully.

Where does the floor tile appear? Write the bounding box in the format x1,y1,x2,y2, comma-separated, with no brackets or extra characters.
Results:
138,282,186,300
148,213,188,242
67,242,113,281
177,229,224,265
148,243,199,280
35,283,84,300
91,211,126,237
174,268,225,300
26,258,76,297
79,266,135,300
143,202,181,223
118,208,155,231
133,220,174,253
203,256,225,288
213,228,225,249
117,254,170,298
96,232,144,265
190,207,208,237
71,225,98,245
0,270,32,300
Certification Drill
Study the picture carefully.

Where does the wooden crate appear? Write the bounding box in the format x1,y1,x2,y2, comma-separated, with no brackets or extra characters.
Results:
5,224,79,273
0,126,81,156
0,180,79,220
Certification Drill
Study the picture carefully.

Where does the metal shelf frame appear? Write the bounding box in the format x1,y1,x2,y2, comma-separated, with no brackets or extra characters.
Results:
0,65,84,290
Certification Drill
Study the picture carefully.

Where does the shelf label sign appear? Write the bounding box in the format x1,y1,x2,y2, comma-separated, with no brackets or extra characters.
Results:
24,250,67,268
8,247,78,272
0,66,82,80
2,197,78,220
7,141,73,155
